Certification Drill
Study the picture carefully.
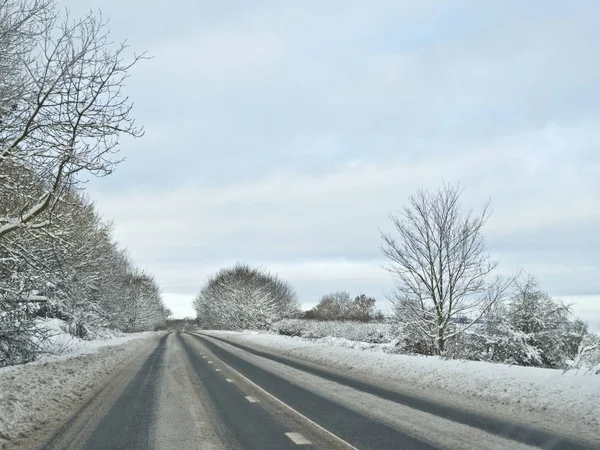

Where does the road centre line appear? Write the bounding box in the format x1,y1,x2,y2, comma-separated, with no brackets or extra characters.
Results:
191,334,359,450
286,432,312,445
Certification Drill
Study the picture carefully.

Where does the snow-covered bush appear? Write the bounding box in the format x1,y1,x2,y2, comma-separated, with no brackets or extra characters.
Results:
271,319,393,344
447,277,588,369
0,303,50,366
194,264,300,331
566,333,600,374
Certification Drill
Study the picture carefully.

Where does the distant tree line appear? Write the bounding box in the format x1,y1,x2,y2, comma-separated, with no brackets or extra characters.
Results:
0,0,168,367
302,292,384,322
162,318,197,332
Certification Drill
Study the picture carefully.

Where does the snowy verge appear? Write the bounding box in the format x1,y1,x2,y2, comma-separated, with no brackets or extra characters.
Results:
0,326,161,447
29,318,137,362
203,330,600,430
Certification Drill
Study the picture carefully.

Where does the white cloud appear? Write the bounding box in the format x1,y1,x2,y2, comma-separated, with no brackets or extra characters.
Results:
96,123,600,261
150,29,283,83
74,0,600,322
556,296,600,333
162,293,196,319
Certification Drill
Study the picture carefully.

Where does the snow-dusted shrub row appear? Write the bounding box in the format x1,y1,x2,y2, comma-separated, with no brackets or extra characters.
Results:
270,319,393,344
270,316,600,374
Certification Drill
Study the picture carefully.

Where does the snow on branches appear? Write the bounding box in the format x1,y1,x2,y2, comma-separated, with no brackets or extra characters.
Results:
194,264,300,330
381,183,514,355
0,0,164,367
0,0,144,239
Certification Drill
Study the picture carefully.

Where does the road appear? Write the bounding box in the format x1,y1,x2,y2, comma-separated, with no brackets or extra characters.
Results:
28,332,597,450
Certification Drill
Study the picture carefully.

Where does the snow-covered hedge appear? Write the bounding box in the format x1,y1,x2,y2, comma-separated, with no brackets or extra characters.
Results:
269,318,600,373
270,319,393,344
566,332,600,374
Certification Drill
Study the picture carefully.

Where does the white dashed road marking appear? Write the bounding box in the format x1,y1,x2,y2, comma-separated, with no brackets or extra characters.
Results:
245,396,259,403
207,361,213,364
226,378,233,383
285,432,312,445
215,368,222,372
190,333,358,450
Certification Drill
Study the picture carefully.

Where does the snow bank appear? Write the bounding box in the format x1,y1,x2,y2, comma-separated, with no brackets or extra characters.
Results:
205,331,600,429
32,318,130,359
0,325,160,447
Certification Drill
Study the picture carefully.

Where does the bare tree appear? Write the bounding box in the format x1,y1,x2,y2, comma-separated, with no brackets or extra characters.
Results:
0,0,144,239
0,0,51,115
350,294,380,322
381,183,512,354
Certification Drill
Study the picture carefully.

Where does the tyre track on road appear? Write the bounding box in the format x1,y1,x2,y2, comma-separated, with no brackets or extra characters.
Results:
188,333,440,450
40,334,167,450
194,332,597,450
178,332,330,450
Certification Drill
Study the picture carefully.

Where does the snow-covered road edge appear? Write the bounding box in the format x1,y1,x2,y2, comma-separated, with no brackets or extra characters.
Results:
203,331,600,431
0,331,162,447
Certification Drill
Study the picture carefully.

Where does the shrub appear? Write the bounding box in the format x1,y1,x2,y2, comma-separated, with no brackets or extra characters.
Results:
270,319,393,344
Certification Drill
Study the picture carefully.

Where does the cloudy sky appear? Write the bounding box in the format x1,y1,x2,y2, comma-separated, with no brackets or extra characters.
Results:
66,1,599,328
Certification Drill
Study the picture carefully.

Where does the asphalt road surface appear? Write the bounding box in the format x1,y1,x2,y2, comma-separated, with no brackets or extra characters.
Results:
30,332,598,450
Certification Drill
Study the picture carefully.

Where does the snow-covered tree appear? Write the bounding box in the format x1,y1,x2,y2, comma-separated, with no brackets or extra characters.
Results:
303,292,381,322
504,277,581,368
194,264,299,330
305,292,352,321
459,276,589,369
0,0,144,241
0,1,163,366
381,183,513,355
568,333,600,374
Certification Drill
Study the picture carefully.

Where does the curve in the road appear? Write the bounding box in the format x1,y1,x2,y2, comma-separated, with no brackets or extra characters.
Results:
195,333,591,450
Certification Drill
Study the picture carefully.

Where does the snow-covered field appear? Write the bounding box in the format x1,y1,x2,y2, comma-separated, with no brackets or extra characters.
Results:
0,320,160,447
205,330,600,431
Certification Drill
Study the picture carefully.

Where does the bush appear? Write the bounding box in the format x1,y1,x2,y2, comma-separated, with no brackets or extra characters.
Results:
440,278,590,369
271,319,393,344
194,264,300,330
567,333,600,374
302,293,383,322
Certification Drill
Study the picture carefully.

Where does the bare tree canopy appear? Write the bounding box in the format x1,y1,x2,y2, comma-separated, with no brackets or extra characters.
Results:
0,1,165,367
194,264,300,330
381,183,513,354
0,0,144,239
